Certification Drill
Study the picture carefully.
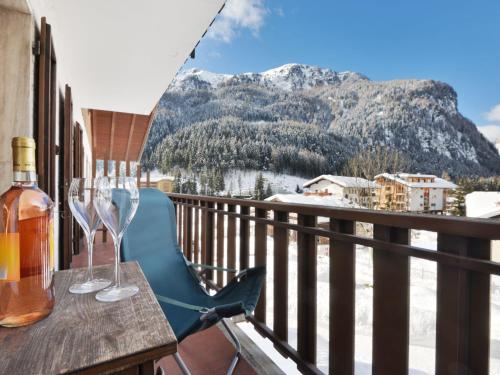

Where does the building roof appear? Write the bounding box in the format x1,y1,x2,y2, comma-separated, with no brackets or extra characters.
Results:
303,175,380,189
265,193,361,209
466,191,500,218
28,0,225,116
88,109,153,162
374,173,457,189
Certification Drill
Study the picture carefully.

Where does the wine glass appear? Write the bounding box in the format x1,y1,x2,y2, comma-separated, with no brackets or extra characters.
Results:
94,177,139,302
68,178,111,293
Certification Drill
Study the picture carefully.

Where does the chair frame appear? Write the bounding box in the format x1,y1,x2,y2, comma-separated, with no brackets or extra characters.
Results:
160,265,245,375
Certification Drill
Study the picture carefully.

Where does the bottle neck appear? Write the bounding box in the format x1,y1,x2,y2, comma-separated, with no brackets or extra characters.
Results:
13,171,37,187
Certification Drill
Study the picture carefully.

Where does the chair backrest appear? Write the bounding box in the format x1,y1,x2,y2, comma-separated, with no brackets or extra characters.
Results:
116,188,207,302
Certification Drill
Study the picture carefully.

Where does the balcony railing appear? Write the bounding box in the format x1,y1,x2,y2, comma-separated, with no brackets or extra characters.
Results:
167,192,500,374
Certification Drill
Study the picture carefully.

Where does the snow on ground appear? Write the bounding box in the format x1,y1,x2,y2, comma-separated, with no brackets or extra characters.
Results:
205,224,500,375
145,168,308,195
224,169,308,195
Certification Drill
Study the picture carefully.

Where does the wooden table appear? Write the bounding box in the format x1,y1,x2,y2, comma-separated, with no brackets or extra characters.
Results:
0,262,177,375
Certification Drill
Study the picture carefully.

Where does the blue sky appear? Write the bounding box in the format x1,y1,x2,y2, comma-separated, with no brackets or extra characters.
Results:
184,0,500,141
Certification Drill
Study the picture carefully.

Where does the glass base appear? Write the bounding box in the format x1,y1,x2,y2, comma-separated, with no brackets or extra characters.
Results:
95,283,139,302
69,278,112,294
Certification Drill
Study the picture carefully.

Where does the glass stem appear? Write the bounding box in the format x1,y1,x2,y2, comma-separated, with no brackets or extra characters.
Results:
87,232,95,281
114,238,121,287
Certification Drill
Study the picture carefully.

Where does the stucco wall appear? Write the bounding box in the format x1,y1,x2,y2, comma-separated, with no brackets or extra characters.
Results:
409,188,423,211
0,4,33,194
308,180,344,196
429,189,444,211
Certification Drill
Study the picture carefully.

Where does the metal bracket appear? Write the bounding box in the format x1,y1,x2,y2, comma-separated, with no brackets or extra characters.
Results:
32,40,40,56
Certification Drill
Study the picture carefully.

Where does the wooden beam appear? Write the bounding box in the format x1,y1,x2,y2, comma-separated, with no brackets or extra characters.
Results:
137,105,158,161
125,161,131,177
109,112,116,161
91,110,97,166
124,115,137,162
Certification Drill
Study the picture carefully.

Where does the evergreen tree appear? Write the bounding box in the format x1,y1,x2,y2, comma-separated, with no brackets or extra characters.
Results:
451,185,467,216
265,183,273,199
254,172,265,200
207,170,216,195
173,170,182,193
182,177,197,194
199,169,208,195
215,169,225,193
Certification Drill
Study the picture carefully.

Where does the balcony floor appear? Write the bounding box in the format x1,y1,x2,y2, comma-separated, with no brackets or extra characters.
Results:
71,232,280,375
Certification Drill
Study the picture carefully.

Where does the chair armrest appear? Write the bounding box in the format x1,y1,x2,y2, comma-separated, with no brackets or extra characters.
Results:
189,262,237,273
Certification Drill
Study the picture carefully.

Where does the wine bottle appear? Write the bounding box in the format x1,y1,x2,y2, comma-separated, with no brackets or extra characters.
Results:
0,137,55,327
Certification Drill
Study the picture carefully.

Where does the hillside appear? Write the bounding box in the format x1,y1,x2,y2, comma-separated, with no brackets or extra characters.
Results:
142,64,500,177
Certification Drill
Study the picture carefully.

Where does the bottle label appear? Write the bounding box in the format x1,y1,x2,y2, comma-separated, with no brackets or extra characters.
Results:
0,233,20,282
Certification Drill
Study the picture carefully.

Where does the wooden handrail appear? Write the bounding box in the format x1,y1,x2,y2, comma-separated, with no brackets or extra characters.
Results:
167,193,500,239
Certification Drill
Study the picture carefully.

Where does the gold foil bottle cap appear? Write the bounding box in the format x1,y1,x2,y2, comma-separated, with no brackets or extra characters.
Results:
12,137,36,172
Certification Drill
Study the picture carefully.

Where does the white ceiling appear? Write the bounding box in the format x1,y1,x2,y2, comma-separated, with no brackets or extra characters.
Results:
27,0,225,115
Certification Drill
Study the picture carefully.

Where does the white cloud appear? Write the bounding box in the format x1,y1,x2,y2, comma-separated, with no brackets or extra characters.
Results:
274,6,284,17
208,0,268,43
477,124,500,143
484,104,500,122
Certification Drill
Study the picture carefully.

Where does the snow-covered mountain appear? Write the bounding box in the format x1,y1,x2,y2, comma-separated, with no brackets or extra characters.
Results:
171,63,367,92
143,64,500,177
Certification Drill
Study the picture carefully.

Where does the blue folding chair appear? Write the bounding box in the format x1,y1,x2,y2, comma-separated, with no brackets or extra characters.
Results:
115,188,265,375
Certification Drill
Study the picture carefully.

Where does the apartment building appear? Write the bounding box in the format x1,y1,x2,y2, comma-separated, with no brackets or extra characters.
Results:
375,173,457,212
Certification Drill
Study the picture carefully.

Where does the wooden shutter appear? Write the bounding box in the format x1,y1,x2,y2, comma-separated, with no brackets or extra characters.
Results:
35,17,57,199
59,84,74,270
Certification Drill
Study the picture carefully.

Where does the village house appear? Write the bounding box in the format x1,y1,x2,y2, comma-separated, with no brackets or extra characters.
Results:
466,191,500,219
375,173,457,213
302,175,380,208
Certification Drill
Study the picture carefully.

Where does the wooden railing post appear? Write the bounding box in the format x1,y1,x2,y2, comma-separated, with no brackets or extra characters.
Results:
329,219,355,375
115,160,120,179
372,225,409,375
227,204,237,279
136,163,141,188
274,211,288,342
436,235,490,375
254,208,267,323
177,198,183,247
239,206,250,270
204,201,215,280
183,199,192,261
125,161,130,177
297,214,317,367
102,159,108,243
216,202,225,288
194,200,200,264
